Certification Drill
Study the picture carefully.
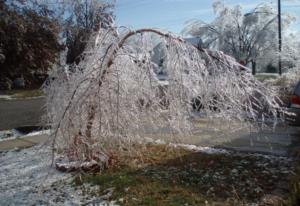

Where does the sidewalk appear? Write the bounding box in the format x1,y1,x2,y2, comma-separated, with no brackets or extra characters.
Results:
0,134,49,151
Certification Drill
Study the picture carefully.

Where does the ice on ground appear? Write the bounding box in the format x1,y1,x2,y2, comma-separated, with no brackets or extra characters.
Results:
0,139,292,205
171,143,230,154
24,129,51,137
0,130,15,141
150,137,293,161
0,95,12,100
0,146,118,206
149,137,229,154
0,129,51,142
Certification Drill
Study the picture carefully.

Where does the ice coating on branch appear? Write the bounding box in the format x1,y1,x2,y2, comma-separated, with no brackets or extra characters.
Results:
44,28,284,163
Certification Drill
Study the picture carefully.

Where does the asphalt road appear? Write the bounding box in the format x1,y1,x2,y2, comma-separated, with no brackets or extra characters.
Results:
0,97,45,130
0,97,299,156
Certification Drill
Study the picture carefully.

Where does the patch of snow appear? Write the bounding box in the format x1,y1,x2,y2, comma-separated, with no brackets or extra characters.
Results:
154,139,166,144
0,129,24,142
0,95,12,100
0,95,44,100
170,143,230,154
147,137,229,154
0,146,118,206
0,129,51,142
24,129,51,137
148,136,293,161
0,130,14,141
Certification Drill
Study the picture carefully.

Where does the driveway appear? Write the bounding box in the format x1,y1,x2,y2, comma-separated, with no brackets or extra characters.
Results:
0,111,300,156
146,119,300,156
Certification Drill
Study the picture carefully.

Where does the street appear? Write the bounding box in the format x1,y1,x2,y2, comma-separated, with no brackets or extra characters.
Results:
0,97,299,157
0,97,45,130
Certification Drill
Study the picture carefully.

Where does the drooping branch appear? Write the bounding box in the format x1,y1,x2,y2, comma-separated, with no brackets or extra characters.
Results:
45,27,285,170
100,28,247,83
84,28,248,143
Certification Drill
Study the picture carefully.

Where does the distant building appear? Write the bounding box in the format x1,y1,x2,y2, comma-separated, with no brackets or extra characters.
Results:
184,37,203,49
151,37,203,81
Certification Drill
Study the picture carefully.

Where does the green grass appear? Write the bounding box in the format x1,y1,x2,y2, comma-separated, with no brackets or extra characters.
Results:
2,89,44,99
285,155,300,206
74,168,211,206
255,73,279,82
72,144,293,206
286,170,300,206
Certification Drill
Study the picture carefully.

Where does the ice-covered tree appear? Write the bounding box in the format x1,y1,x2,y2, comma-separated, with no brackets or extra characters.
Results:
44,26,286,171
182,1,296,74
281,32,300,68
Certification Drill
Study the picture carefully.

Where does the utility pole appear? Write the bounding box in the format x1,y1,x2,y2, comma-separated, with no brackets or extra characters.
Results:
85,0,88,30
278,0,282,75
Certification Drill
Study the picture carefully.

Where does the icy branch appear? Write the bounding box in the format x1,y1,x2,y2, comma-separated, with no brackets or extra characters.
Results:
44,28,285,168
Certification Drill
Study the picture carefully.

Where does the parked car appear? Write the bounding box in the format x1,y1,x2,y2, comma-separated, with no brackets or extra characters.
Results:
286,80,300,126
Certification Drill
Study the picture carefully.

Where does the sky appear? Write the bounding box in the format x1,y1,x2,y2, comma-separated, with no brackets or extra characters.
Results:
116,0,300,34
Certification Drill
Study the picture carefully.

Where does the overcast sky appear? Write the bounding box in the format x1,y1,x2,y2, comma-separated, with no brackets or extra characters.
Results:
116,0,300,34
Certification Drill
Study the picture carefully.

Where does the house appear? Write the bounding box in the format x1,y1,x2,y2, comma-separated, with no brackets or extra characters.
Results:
151,37,203,81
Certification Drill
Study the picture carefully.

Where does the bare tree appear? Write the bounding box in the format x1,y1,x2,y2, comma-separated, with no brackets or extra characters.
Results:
63,0,115,64
182,1,296,74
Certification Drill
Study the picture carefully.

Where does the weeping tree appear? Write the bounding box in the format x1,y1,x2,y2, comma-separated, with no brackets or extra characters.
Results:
45,27,285,171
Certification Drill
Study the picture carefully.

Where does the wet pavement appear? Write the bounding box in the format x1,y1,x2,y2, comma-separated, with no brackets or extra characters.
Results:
146,119,300,156
1,120,300,156
0,96,299,156
0,97,45,130
218,124,300,156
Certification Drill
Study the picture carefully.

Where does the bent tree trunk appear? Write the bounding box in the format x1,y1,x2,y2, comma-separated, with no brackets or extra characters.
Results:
46,28,284,170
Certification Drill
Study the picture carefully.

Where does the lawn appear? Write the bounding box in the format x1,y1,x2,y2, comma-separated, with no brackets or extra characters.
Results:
255,73,279,82
72,144,294,206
